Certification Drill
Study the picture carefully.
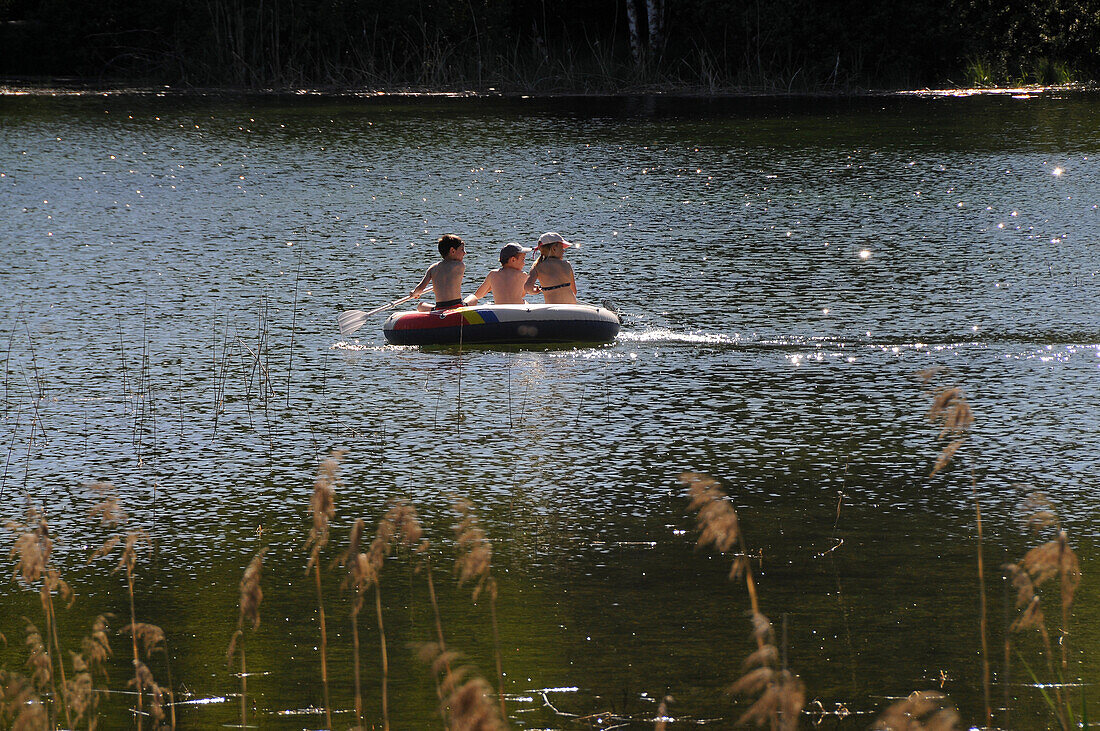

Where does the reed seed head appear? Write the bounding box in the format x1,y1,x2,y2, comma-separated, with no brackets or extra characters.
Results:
728,613,805,731
88,482,126,528
391,499,425,550
416,642,506,731
8,509,51,587
872,689,961,730
306,449,345,568
123,622,166,659
238,548,267,631
64,651,96,728
82,616,112,682
922,374,973,477
453,500,493,601
114,529,150,577
655,695,673,731
129,660,166,726
682,472,741,554
368,508,399,575
0,670,48,730
22,621,50,692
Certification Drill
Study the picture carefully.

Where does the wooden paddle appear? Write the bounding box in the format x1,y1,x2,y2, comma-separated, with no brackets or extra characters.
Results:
338,285,432,337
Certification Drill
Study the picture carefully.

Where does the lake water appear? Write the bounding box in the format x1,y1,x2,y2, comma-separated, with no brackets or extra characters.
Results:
2,88,1099,728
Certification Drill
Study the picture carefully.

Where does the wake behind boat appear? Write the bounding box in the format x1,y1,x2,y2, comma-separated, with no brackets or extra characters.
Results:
383,303,621,346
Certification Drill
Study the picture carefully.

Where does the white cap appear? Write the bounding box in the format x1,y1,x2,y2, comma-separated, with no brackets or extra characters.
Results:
536,232,572,249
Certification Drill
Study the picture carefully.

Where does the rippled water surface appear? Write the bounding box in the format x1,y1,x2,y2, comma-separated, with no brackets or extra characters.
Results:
2,90,1099,728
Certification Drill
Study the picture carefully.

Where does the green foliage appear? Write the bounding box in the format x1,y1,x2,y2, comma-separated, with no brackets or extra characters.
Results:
1,0,1099,88
965,57,995,87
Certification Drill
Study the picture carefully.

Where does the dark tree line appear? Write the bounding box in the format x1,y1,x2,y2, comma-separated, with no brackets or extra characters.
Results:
1,0,1098,90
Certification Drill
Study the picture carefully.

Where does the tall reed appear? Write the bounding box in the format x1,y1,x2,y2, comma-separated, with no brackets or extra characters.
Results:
921,369,990,727
0,663,48,729
305,449,344,730
682,472,805,730
654,695,672,730
23,619,54,727
74,614,112,729
8,507,74,729
88,482,159,729
339,518,369,729
872,690,961,730
123,622,170,728
417,642,507,731
1004,493,1080,730
453,499,506,719
228,548,267,729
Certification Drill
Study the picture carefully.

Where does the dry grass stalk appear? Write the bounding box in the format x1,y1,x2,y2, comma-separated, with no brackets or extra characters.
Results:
9,510,74,729
0,670,48,730
228,548,267,730
87,483,159,728
70,615,112,730
339,518,370,729
117,531,151,728
305,449,344,731
920,373,990,726
1004,494,1080,729
417,642,507,731
727,613,806,731
65,652,96,729
82,615,112,682
22,620,51,699
654,695,673,730
129,660,167,728
872,690,960,730
122,623,170,729
422,552,452,716
352,499,424,731
682,473,807,728
306,450,345,569
453,500,506,720
681,473,763,627
919,371,973,478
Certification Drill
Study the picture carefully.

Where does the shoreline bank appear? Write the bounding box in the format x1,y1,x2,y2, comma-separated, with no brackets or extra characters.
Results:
1,76,1094,99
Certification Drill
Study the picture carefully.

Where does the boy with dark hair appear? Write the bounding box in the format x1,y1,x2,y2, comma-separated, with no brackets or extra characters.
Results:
411,234,467,311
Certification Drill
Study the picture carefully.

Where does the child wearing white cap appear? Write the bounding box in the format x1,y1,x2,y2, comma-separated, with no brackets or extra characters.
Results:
525,232,577,304
464,243,533,306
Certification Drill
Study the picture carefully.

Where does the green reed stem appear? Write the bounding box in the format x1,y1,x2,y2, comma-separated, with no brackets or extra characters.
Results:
489,589,506,719
312,562,333,730
351,604,363,728
127,568,143,731
41,585,72,729
240,642,247,729
971,469,992,729
375,585,390,731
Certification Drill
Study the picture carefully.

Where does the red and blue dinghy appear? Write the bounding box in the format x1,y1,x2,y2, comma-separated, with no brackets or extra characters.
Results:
383,303,620,346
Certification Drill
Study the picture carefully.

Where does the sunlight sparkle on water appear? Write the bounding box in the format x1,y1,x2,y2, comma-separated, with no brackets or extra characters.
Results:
859,249,872,260
1053,167,1065,177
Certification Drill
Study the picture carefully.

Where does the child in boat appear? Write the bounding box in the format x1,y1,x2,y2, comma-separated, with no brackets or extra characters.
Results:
465,243,533,306
410,234,467,311
525,232,577,304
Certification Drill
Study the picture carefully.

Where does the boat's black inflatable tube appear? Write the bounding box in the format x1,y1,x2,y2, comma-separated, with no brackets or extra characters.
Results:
383,303,620,345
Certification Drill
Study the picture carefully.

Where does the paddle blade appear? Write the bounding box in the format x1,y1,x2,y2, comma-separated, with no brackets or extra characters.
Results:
337,309,369,337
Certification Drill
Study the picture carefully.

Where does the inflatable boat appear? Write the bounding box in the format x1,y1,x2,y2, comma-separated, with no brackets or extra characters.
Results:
383,303,620,346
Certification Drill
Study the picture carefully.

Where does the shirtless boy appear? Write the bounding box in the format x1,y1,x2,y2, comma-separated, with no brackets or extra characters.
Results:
465,243,533,306
411,234,467,312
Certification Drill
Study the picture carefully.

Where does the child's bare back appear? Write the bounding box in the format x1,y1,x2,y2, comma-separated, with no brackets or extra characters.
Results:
411,234,467,310
467,243,533,306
